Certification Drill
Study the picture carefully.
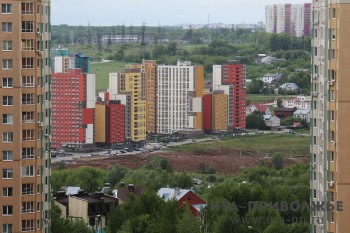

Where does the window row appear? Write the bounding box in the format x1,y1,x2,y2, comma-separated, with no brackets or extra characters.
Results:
2,58,50,69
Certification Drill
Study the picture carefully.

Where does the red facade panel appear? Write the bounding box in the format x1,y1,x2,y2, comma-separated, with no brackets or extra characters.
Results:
82,108,94,125
178,191,206,216
106,103,125,143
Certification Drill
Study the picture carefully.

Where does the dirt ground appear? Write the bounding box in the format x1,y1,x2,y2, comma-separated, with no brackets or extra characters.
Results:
52,148,308,175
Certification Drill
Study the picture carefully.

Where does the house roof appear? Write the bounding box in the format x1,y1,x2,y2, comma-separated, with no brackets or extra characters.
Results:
294,109,310,115
279,83,299,90
114,186,143,201
250,102,269,112
157,188,190,201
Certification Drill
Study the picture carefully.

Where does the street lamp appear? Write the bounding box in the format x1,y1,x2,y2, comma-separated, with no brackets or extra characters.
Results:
248,226,261,233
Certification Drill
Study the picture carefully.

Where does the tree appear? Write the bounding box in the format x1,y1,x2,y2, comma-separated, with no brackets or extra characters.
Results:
246,111,267,130
247,79,264,94
106,165,128,187
271,153,284,170
276,98,283,108
176,206,201,233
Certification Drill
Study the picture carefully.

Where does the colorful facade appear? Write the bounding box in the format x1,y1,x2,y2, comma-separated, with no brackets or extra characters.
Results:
144,59,157,134
51,69,95,149
203,91,228,133
96,101,125,145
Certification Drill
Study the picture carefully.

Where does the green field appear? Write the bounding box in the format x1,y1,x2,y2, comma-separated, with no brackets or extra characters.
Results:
170,133,310,157
91,61,128,91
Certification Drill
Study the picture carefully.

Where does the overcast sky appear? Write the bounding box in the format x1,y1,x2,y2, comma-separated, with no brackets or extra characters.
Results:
52,0,309,26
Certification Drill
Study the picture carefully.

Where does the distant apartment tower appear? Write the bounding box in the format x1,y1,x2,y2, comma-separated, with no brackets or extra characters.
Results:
311,1,350,233
51,69,96,150
75,52,90,73
157,60,204,135
109,64,147,145
213,62,246,131
203,91,228,133
95,100,125,146
0,1,52,232
53,56,74,73
265,3,311,37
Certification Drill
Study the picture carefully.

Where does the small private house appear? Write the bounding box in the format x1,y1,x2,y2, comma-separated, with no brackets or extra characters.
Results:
279,83,300,92
258,73,282,85
157,187,206,216
112,183,143,204
274,108,296,119
54,191,118,232
263,115,281,128
293,109,311,123
246,102,272,116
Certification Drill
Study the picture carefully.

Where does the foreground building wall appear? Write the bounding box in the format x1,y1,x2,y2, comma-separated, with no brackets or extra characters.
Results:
0,1,51,232
311,1,350,232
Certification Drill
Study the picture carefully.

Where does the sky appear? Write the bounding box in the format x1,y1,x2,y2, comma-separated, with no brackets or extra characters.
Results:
52,0,309,26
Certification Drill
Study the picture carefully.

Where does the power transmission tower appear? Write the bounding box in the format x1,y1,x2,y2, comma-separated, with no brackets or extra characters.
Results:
140,23,146,58
121,22,126,44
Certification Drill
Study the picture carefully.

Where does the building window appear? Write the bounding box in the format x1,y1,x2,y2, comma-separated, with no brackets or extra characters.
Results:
2,169,13,179
2,78,13,88
2,187,13,197
22,94,34,105
22,202,34,213
22,57,34,69
331,212,335,222
313,171,316,180
2,59,12,69
314,47,318,56
21,39,34,51
1,4,12,14
330,191,334,202
2,41,12,51
331,131,335,142
313,189,316,199
313,136,317,146
331,49,336,60
22,184,34,195
332,8,336,19
2,224,13,233
22,76,35,87
22,130,35,141
331,29,336,40
22,148,35,159
313,118,316,128
22,112,34,123
21,2,34,14
2,206,13,216
331,110,335,121
21,220,34,232
2,133,13,143
2,151,13,161
21,21,34,32
331,70,336,81
21,166,34,177
314,28,318,38
2,22,12,32
2,96,13,106
2,114,13,124
331,90,335,101
331,151,334,162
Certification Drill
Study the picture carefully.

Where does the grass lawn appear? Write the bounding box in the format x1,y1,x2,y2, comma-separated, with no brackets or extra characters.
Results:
91,61,128,91
170,133,310,157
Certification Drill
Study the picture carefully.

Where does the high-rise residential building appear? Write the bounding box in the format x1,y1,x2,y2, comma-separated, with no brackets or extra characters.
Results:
203,91,228,133
0,1,51,232
51,69,96,151
311,1,350,232
213,62,246,131
156,60,204,135
53,56,74,73
265,3,311,37
143,59,157,134
109,64,147,146
95,100,125,146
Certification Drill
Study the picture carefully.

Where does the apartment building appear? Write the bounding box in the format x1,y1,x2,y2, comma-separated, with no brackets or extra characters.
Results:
203,91,228,133
95,100,125,146
109,64,147,145
143,59,157,134
156,60,204,135
51,69,96,150
0,1,52,232
213,62,246,131
265,3,311,37
311,1,350,232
